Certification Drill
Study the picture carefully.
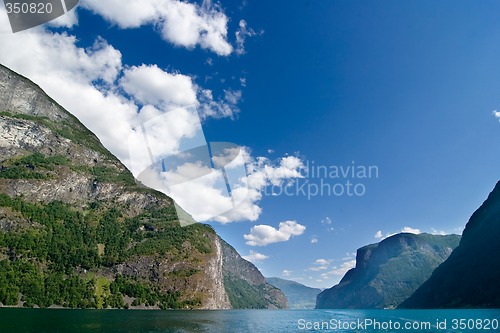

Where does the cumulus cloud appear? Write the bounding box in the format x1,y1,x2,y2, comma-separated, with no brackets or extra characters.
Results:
82,0,233,55
282,270,292,276
493,110,500,122
0,5,304,224
244,220,306,246
47,7,79,28
171,154,304,223
198,88,241,119
401,226,421,234
235,19,257,55
431,228,447,235
245,155,305,188
311,236,318,244
120,64,197,106
242,250,269,262
329,260,356,276
308,259,330,271
143,149,305,223
0,18,212,171
376,226,421,240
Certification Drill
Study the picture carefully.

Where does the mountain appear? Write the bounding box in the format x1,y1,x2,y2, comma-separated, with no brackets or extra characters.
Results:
266,277,321,309
0,63,286,309
400,181,500,309
221,241,287,309
316,233,461,309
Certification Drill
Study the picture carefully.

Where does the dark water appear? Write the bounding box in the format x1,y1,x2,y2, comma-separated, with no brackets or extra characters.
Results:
0,309,499,333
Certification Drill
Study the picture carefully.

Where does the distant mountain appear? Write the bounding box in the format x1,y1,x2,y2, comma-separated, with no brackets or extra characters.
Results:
266,277,321,309
0,63,286,309
400,181,500,309
316,233,461,309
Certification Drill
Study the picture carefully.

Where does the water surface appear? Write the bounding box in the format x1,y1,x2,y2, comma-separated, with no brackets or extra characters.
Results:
0,308,498,332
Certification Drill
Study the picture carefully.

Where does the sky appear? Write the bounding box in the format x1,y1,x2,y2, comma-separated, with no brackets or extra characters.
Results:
0,0,499,288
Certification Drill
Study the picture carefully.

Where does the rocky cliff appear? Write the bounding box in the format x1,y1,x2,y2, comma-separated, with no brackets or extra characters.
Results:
220,239,287,309
0,63,285,309
316,233,460,309
400,181,500,308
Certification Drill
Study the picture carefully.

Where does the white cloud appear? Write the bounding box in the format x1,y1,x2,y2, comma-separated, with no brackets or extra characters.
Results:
322,216,334,232
493,110,500,122
235,19,257,55
282,270,292,276
329,260,356,276
244,220,306,246
311,236,318,244
242,250,269,262
375,226,421,240
321,217,332,225
315,259,329,266
308,258,330,271
0,6,304,225
0,20,139,162
120,64,197,106
431,228,447,235
48,7,79,28
151,148,305,223
198,88,241,119
246,156,305,188
401,226,421,234
82,0,233,55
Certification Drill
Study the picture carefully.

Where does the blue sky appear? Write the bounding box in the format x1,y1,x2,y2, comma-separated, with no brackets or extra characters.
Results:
0,0,499,288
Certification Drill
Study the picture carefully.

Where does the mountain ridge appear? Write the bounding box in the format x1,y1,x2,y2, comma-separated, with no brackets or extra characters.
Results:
316,233,461,309
400,181,500,308
0,63,286,309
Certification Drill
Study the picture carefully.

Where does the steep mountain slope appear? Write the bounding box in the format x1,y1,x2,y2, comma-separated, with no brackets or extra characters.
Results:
400,181,500,308
221,240,287,309
316,233,460,309
266,277,321,309
0,63,285,309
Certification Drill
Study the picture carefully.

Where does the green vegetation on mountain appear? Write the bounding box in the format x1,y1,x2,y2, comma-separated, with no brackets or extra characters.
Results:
316,233,461,309
0,63,287,309
0,192,212,308
220,240,288,309
223,276,281,309
400,181,500,309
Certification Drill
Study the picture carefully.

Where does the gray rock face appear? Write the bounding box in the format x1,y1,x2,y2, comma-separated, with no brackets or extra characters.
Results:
0,64,69,122
316,233,461,309
0,63,280,310
220,239,288,309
